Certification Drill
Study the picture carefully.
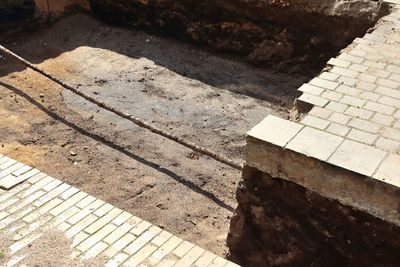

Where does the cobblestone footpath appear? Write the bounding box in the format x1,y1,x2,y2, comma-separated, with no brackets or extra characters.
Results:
0,154,239,267
246,2,400,226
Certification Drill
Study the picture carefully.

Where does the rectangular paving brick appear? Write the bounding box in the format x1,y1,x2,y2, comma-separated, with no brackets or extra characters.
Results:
247,115,303,147
286,127,343,161
328,140,387,176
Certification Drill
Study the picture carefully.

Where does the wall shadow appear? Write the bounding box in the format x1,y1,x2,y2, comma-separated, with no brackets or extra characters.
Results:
0,12,309,105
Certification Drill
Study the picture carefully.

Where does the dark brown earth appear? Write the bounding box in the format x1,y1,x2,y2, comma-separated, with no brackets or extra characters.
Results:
0,13,308,256
0,0,35,23
88,0,389,70
228,166,400,267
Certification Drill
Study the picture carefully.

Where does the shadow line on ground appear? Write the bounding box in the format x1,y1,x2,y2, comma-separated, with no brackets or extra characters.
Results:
0,81,236,213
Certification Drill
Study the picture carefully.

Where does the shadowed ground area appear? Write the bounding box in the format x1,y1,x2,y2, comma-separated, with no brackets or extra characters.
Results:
0,13,311,255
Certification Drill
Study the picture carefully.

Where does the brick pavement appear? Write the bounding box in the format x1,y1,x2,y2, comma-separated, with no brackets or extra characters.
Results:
0,154,239,267
246,2,400,226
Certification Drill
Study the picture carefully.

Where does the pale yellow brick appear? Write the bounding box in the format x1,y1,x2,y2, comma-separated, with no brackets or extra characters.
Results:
338,52,364,64
85,208,123,235
378,96,400,107
377,78,400,89
326,102,348,113
347,129,378,145
131,220,152,236
67,199,104,225
335,85,362,96
50,191,87,216
337,75,357,86
371,113,394,126
319,72,339,81
193,251,217,267
349,63,368,72
104,223,135,245
72,231,90,247
173,241,195,258
65,214,98,238
107,252,130,267
93,203,113,217
42,179,62,192
326,123,350,136
321,91,343,102
376,86,400,99
380,127,400,141
174,246,205,267
77,224,117,252
345,107,373,120
81,241,109,261
328,57,351,68
146,236,182,266
106,233,136,256
357,80,376,91
12,165,33,177
364,101,395,115
364,60,386,70
123,243,159,266
298,84,324,96
309,77,339,90
301,115,330,130
151,230,173,247
7,190,46,214
23,198,63,223
124,226,162,255
298,93,329,107
331,66,358,78
112,211,132,226
348,118,381,133
375,137,400,152
358,73,378,84
340,95,366,108
33,183,70,207
359,91,380,102
329,112,351,125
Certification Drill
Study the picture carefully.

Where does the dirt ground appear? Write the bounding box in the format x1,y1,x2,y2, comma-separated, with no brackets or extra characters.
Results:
0,229,106,266
0,13,311,256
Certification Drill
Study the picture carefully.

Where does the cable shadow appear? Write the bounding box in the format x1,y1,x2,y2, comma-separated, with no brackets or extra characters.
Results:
0,81,235,213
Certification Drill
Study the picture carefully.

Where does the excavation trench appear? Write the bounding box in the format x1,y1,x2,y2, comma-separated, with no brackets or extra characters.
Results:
0,0,389,263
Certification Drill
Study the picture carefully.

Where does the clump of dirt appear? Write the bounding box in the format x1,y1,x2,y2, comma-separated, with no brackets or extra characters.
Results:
20,230,106,267
88,0,389,72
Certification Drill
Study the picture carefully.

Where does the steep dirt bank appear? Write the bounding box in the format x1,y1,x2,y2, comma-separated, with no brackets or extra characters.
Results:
0,0,35,22
228,166,400,267
88,0,389,72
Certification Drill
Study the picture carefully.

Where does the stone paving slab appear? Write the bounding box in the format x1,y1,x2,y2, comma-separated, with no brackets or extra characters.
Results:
0,154,239,267
246,3,400,226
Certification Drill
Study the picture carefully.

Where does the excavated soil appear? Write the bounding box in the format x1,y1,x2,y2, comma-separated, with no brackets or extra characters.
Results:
0,13,310,256
228,166,400,267
0,229,106,266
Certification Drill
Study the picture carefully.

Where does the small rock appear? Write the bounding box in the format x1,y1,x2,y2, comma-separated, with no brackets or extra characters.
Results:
39,94,44,98
70,151,77,156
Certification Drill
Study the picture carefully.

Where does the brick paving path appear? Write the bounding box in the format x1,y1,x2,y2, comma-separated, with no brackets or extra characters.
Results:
250,5,400,185
246,2,400,226
0,154,238,267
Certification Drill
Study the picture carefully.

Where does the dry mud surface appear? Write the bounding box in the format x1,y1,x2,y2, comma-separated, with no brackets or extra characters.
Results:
0,13,310,256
